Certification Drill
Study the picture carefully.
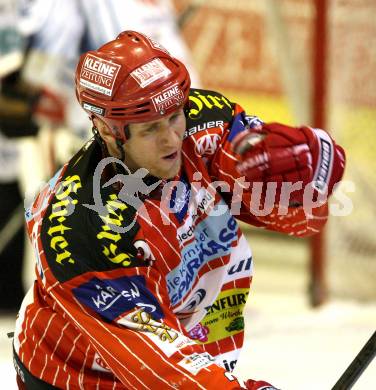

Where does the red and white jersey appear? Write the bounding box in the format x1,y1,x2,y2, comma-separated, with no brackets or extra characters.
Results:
14,89,328,389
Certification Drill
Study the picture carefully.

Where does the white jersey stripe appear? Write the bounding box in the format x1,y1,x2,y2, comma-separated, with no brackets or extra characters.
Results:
51,291,168,389
28,312,57,371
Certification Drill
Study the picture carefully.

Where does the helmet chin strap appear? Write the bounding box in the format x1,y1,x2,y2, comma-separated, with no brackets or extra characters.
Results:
92,125,127,192
91,115,126,162
92,124,125,163
92,125,108,153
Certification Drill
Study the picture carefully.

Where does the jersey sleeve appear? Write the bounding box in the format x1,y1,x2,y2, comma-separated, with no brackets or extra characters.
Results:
40,184,245,389
209,102,328,237
30,157,244,388
52,264,244,389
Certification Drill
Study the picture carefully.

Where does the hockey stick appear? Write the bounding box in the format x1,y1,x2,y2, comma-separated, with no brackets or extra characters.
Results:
0,204,24,256
331,330,376,390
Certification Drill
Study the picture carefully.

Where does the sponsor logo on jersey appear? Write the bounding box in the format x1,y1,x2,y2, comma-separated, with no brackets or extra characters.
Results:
191,189,215,221
117,309,195,357
177,352,215,375
167,209,238,306
222,236,253,286
73,275,163,321
47,175,82,266
225,317,244,332
175,267,224,328
80,54,121,96
129,309,178,341
130,58,171,88
188,90,232,120
96,194,135,267
169,173,191,223
196,288,248,344
222,358,238,372
194,134,221,157
205,291,248,315
227,257,252,276
216,349,240,373
175,188,215,241
181,289,207,311
184,120,224,138
177,224,195,245
188,323,209,342
151,83,185,113
82,102,105,116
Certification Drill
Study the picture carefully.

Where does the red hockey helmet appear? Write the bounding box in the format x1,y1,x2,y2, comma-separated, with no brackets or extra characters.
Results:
75,31,191,141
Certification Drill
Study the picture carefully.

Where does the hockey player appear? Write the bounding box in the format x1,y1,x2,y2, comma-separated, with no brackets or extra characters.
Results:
13,31,346,389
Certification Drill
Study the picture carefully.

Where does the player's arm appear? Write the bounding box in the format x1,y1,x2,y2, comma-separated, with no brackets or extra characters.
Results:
210,103,346,237
52,264,272,389
50,199,277,389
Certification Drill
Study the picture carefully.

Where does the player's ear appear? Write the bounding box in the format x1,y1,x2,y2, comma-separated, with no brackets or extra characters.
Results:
93,117,115,144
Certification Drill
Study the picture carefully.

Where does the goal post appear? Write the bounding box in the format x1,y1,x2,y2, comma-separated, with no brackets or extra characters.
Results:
310,0,329,306
175,0,376,303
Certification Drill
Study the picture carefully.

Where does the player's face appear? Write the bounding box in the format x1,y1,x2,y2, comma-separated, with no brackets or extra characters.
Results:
124,109,186,179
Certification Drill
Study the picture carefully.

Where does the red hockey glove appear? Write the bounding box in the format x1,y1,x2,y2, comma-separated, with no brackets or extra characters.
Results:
33,87,66,127
233,122,346,206
243,379,280,390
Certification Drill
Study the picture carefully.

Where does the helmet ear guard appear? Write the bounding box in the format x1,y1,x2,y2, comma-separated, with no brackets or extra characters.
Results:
75,30,191,141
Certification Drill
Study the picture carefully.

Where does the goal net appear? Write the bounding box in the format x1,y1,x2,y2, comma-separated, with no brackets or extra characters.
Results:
326,0,376,301
175,0,376,302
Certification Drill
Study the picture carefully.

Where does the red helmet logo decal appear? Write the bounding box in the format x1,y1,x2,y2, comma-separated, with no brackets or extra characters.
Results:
80,54,121,97
151,83,185,114
130,58,171,88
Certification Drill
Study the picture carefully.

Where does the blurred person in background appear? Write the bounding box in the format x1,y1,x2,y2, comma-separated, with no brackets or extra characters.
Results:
18,0,199,148
13,30,345,389
0,0,199,312
0,0,42,313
